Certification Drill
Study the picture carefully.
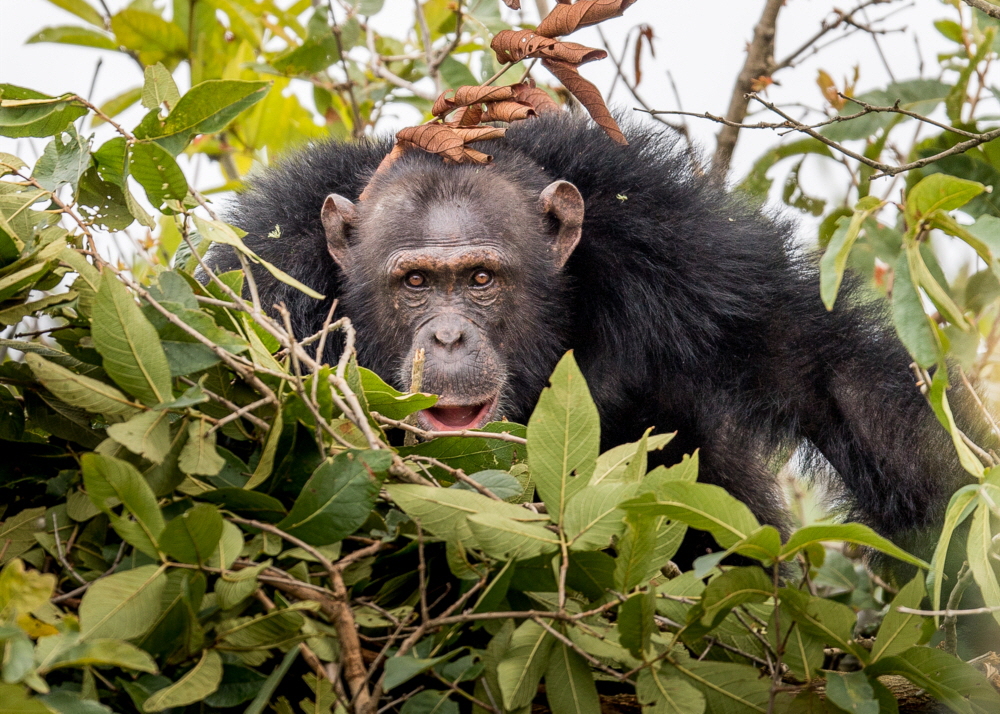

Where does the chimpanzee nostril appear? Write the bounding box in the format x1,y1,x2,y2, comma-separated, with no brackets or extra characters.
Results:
434,327,463,347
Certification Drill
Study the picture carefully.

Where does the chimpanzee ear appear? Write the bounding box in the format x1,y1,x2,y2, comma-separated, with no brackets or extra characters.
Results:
539,180,584,269
321,193,356,269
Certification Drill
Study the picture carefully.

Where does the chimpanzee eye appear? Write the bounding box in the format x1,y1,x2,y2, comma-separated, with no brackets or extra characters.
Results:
404,271,426,288
471,269,493,287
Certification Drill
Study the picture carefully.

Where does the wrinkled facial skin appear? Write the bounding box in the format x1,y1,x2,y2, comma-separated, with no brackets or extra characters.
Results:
322,161,583,430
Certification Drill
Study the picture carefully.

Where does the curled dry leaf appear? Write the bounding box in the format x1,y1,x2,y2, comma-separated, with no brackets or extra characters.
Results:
491,29,607,65
501,0,521,8
543,59,627,145
432,85,516,118
537,0,638,38
511,81,560,114
483,100,536,123
452,104,484,126
359,123,507,200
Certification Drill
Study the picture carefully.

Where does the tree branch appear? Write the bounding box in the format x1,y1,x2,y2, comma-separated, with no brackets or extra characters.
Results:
712,0,784,179
961,0,1000,20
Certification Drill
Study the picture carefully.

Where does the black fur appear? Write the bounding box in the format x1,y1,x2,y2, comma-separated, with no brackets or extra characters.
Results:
210,112,978,565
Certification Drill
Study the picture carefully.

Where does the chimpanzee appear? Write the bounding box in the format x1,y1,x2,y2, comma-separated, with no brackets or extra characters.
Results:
203,111,981,567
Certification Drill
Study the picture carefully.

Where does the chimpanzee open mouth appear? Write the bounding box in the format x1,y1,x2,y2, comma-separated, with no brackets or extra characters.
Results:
420,396,498,431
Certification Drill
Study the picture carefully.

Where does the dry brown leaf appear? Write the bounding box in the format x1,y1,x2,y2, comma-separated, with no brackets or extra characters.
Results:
511,81,561,114
537,0,638,38
359,143,407,201
501,0,521,8
543,59,627,145
491,29,606,65
483,100,536,123
452,104,484,126
432,85,516,117
634,24,654,87
450,126,508,143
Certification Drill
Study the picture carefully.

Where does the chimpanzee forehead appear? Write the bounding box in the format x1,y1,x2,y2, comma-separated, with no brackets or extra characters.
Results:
359,172,541,254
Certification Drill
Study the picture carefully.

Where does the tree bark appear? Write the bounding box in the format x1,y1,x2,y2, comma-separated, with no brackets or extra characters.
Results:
711,0,784,180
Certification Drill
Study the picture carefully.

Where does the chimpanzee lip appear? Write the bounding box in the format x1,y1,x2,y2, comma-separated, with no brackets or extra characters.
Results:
420,396,498,431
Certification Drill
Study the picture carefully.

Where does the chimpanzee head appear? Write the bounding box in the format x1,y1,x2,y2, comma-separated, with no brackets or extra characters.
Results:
320,155,584,430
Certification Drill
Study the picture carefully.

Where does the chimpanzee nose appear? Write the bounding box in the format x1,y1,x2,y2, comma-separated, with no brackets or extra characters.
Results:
434,325,463,348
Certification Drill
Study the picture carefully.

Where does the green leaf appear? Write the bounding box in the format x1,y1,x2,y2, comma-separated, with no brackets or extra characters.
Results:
0,85,87,138
497,620,554,710
823,79,951,142
563,482,631,551
141,63,181,111
467,511,561,560
277,451,380,545
905,173,985,225
137,80,269,142
0,510,47,566
31,125,91,192
636,665,705,714
613,509,658,592
0,558,56,615
967,500,1000,630
698,567,773,627
866,646,1000,714
24,353,139,418
928,484,980,624
668,659,770,714
451,470,523,499
159,503,224,565
592,430,673,485
871,575,926,661
385,483,548,546
26,25,117,50
781,523,928,569
825,671,879,714
92,271,173,405
178,418,226,476
0,683,51,713
928,368,985,477
892,252,940,367
43,639,158,673
78,564,167,641
528,352,600,522
768,607,824,682
779,587,857,654
359,367,437,419
544,641,600,714
383,653,456,691
242,645,300,714
129,142,188,208
215,560,269,609
42,0,104,26
83,452,165,558
619,588,657,658
245,408,282,490
144,649,223,711
110,10,187,66
620,482,760,550
200,488,287,523
107,410,171,463
192,215,323,300
820,196,884,309
0,291,78,326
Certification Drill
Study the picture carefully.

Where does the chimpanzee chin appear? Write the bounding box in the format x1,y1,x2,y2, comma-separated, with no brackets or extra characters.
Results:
204,111,987,573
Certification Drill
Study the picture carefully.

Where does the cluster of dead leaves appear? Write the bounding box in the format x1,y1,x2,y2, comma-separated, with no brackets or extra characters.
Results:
363,0,636,195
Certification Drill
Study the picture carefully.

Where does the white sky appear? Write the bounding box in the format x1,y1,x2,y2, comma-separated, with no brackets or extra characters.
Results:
0,1,962,221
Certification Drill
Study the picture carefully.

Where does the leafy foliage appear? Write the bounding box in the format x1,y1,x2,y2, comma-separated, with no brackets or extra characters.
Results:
1,1,999,713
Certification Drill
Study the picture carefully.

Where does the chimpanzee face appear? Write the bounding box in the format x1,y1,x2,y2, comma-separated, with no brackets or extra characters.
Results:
318,162,584,430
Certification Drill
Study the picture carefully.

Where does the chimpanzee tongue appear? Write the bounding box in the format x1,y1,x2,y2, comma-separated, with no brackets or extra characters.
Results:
426,404,485,429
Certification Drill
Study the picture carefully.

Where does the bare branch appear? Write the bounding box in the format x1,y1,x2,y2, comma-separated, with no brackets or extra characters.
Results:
962,0,1000,20
712,0,784,179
